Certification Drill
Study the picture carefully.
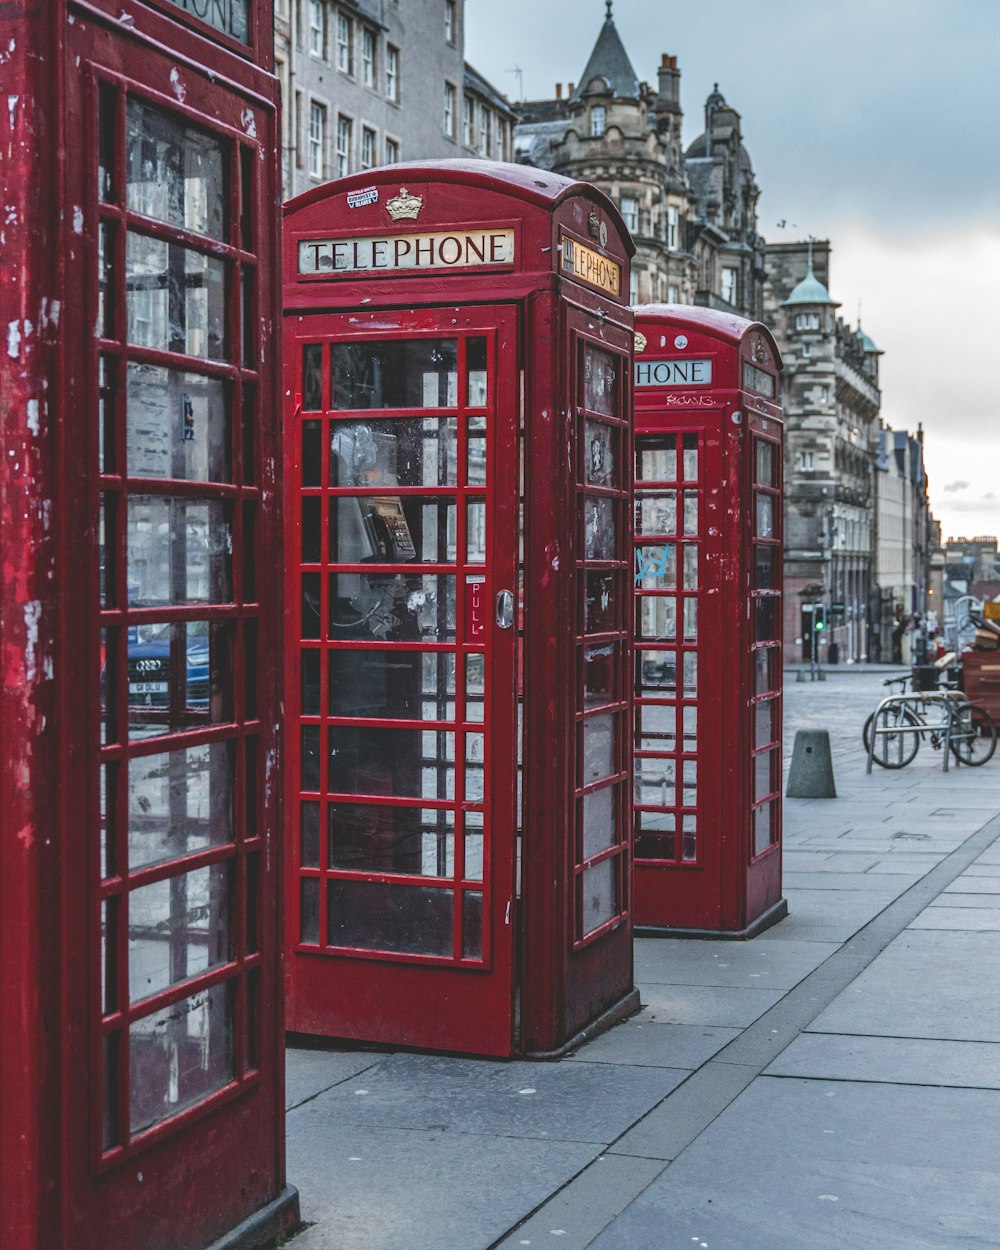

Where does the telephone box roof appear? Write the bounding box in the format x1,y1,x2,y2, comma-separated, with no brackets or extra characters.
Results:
285,159,634,253
634,302,783,367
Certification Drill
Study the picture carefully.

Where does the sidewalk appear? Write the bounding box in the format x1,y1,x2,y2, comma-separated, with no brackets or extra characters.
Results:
283,671,1000,1250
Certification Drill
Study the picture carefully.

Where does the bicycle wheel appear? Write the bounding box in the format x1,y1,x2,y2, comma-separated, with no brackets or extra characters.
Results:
863,706,921,768
949,704,998,766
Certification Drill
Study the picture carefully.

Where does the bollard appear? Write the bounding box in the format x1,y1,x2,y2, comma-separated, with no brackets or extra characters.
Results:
786,729,837,798
796,669,806,683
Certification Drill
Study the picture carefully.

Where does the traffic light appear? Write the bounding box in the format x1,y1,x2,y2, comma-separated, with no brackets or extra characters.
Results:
814,606,826,632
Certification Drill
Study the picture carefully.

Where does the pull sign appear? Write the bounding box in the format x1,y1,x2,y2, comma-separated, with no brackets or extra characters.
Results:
465,574,487,643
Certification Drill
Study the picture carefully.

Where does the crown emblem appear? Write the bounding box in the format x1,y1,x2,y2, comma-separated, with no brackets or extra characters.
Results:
752,336,768,364
386,187,424,222
634,331,647,353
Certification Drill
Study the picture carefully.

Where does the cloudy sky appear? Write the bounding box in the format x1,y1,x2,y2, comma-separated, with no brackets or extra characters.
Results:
466,0,1000,541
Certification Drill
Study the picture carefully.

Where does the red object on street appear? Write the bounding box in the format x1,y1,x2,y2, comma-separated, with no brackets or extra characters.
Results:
962,651,1000,724
0,3,296,1248
631,306,787,937
283,162,638,1056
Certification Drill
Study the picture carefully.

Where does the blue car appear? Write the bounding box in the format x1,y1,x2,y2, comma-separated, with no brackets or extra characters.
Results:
127,622,212,710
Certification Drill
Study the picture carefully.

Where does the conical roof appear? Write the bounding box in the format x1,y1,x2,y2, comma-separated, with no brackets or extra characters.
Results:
570,5,641,103
781,260,837,307
857,324,881,353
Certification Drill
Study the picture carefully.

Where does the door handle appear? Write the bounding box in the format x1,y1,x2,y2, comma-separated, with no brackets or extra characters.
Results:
496,589,514,629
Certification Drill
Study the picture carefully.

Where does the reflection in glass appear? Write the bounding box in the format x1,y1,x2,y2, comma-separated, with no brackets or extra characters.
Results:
681,814,697,861
683,704,697,748
635,809,675,861
129,983,233,1135
328,726,455,800
301,801,320,868
126,232,225,360
683,651,697,693
754,648,773,695
127,364,229,482
635,491,677,536
127,496,231,605
584,496,616,560
330,419,458,488
583,346,618,416
755,749,774,801
637,649,676,694
683,544,698,589
635,759,675,808
755,699,774,749
639,597,676,641
637,438,677,482
584,644,617,706
333,339,458,408
300,878,320,943
755,596,777,642
329,649,455,721
463,891,484,960
128,743,233,870
683,758,697,805
126,99,225,240
581,857,617,935
464,809,484,881
128,864,231,1004
638,701,675,751
467,498,487,562
683,598,698,641
465,732,485,801
127,621,234,740
330,495,457,565
754,801,773,855
327,879,455,956
683,490,698,536
755,545,777,589
466,652,485,722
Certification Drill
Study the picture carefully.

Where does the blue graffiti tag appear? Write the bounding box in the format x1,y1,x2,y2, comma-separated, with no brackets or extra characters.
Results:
635,547,668,585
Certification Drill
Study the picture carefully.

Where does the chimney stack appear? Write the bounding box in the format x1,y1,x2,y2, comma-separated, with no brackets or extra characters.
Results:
657,53,682,115
568,82,575,95
555,83,562,100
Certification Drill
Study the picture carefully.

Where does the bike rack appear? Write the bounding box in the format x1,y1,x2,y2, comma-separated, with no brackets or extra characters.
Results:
865,691,964,775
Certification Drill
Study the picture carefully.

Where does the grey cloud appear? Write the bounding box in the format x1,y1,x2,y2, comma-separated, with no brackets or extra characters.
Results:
944,480,971,492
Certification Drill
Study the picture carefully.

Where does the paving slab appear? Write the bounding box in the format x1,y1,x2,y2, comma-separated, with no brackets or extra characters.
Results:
782,870,914,892
285,1047,382,1110
928,891,1000,908
637,983,784,1028
286,1120,594,1250
807,929,1000,1041
634,937,837,989
592,1078,1000,1250
908,906,1000,930
565,1016,741,1069
287,1052,688,1144
766,1032,1000,1089
945,875,1000,892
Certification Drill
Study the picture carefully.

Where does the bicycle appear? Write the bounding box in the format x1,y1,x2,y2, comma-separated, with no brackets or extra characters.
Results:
862,675,997,769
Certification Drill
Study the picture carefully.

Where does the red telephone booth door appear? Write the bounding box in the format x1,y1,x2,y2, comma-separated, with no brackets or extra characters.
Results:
286,306,520,1056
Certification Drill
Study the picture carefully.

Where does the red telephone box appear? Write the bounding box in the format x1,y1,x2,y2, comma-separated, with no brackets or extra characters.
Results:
0,4,297,1248
283,162,638,1057
632,307,786,937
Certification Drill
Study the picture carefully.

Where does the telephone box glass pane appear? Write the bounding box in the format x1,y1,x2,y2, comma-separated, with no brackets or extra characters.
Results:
331,497,457,564
332,339,459,408
756,493,775,538
755,545,777,588
584,571,617,633
755,699,775,749
584,496,616,560
127,621,234,740
328,727,455,800
583,346,618,416
754,648,774,694
329,650,456,721
638,702,675,751
127,365,230,482
128,497,232,605
126,233,226,360
327,879,454,956
302,345,323,411
635,758,674,808
581,857,617,934
584,644,618,705
302,421,322,483
126,99,226,240
638,650,676,694
129,983,233,1135
301,802,320,867
756,440,776,486
639,597,676,640
585,422,617,486
755,596,777,642
637,439,677,483
755,749,775,801
683,545,698,589
462,892,484,960
466,337,488,406
683,491,698,535
635,809,675,860
583,784,617,859
329,574,456,641
328,803,454,875
636,544,676,589
635,492,676,536
330,419,458,487
754,801,773,855
682,433,698,481
129,863,232,1003
128,742,234,870
583,712,615,784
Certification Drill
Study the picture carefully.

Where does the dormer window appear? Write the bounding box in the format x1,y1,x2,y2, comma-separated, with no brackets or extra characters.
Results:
795,312,820,331
590,105,606,137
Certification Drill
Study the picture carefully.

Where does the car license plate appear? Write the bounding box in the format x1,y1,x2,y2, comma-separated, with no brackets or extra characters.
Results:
131,682,168,694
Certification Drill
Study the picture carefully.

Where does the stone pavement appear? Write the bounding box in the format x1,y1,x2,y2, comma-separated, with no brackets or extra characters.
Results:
283,669,1000,1250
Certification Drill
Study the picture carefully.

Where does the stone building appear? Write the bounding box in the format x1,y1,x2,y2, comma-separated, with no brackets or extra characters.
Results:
274,0,516,200
874,425,932,662
764,240,882,663
513,3,766,319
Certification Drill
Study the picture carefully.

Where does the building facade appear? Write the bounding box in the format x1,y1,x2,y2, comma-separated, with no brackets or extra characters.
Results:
274,0,516,199
874,424,932,662
764,241,882,663
513,5,766,319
